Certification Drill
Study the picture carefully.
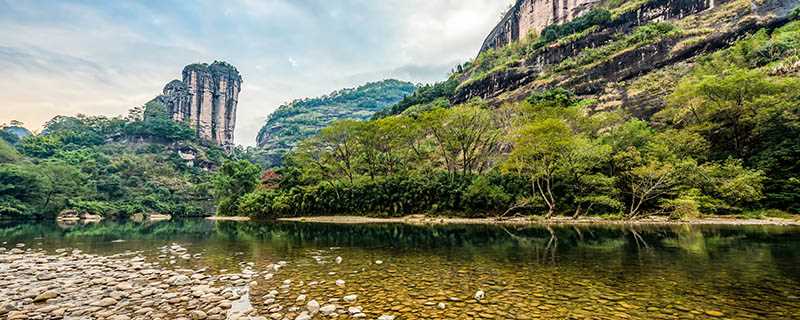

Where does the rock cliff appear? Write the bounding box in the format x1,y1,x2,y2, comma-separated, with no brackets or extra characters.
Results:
457,0,798,117
481,0,602,53
155,61,242,150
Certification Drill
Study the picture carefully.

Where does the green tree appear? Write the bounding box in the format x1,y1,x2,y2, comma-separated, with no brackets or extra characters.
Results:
663,68,796,159
503,118,575,218
423,103,499,177
211,160,261,215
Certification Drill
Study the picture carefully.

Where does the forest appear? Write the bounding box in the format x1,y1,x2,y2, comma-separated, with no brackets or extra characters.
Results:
0,102,227,219
213,20,800,220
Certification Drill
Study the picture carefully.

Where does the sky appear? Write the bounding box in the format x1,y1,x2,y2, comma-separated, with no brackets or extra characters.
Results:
0,0,512,146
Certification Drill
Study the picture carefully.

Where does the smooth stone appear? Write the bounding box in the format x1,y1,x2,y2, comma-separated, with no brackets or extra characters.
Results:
306,300,320,314
348,306,362,315
705,310,724,317
91,297,118,307
33,290,59,302
295,313,311,320
319,304,337,315
343,294,357,302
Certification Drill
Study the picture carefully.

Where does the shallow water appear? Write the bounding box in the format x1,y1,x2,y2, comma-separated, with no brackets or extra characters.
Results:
2,219,800,319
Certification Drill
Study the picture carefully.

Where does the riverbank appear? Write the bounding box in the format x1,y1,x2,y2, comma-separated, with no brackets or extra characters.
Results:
0,245,399,320
0,246,257,319
278,214,800,226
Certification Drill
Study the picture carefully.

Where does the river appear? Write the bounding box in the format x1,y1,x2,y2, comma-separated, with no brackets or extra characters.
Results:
1,219,799,319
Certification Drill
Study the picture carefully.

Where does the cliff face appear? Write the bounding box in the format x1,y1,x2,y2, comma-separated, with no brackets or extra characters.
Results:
156,61,242,150
481,0,602,54
458,0,798,117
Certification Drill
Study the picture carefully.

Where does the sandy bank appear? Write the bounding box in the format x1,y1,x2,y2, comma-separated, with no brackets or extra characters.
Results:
205,216,251,221
278,215,800,226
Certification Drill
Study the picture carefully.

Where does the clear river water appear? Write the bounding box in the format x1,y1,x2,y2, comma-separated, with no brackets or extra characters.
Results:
1,219,799,319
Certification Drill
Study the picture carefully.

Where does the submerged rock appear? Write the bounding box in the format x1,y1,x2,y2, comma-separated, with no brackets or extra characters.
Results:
475,290,485,301
306,300,320,314
343,294,357,302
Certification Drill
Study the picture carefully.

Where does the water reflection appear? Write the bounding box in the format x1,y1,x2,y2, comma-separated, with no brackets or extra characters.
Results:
2,220,799,319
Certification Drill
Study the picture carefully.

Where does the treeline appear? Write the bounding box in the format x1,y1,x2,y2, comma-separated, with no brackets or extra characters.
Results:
0,101,226,219
215,21,800,220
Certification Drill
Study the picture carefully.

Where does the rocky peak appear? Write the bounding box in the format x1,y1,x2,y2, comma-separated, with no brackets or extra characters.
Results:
155,61,242,150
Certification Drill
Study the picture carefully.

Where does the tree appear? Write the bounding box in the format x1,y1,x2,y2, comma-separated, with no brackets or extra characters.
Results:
37,160,89,215
663,68,795,159
211,160,261,215
317,120,361,183
0,139,20,163
423,103,499,177
624,159,682,219
503,118,575,218
563,138,619,217
0,164,45,218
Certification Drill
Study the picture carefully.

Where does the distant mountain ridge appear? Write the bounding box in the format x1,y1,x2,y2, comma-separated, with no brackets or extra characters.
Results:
256,79,416,166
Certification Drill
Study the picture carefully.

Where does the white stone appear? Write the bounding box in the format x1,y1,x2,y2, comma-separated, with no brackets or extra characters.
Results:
347,306,362,315
474,289,485,301
306,299,320,314
319,304,337,315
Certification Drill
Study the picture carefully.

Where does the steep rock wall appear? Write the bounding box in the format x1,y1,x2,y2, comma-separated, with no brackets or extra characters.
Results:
480,0,603,53
456,0,754,105
155,61,241,149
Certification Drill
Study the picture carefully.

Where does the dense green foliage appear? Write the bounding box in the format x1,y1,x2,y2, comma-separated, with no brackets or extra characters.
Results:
256,79,416,167
372,78,459,118
221,21,800,220
0,102,226,220
0,121,31,145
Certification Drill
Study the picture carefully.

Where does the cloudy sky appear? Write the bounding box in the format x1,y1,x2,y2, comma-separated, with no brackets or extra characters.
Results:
0,0,512,146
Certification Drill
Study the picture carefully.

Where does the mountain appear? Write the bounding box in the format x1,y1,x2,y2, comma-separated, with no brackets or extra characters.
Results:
452,0,798,115
381,0,798,118
221,0,800,219
256,79,416,166
153,61,242,150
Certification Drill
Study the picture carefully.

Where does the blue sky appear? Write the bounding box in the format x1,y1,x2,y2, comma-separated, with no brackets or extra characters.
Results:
0,0,512,145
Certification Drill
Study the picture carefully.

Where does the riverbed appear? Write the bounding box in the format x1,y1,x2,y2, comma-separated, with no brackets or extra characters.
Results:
1,219,799,319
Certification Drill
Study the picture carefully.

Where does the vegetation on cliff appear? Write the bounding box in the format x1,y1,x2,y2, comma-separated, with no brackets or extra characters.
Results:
0,101,228,220
214,14,800,220
255,79,416,167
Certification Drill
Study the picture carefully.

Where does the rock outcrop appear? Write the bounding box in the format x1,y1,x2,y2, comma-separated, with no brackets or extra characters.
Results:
155,61,242,150
458,0,798,117
480,0,602,54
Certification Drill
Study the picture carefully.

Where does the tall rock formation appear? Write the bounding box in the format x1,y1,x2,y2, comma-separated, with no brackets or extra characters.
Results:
480,0,602,53
155,61,242,150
